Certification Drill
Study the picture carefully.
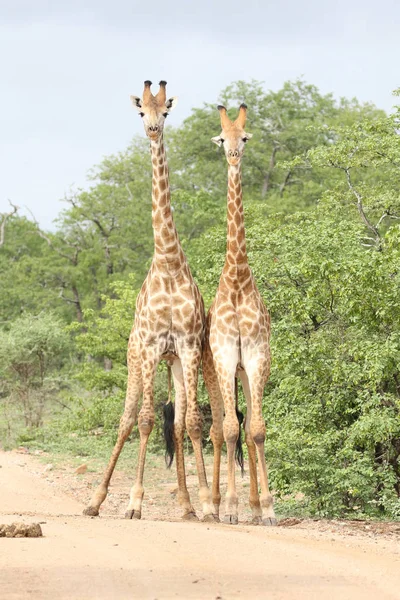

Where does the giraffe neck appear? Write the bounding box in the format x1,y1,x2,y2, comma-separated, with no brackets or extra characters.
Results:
150,137,182,264
225,163,248,268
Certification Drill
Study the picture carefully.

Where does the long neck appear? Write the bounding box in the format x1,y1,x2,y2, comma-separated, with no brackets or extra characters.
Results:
150,136,182,264
225,163,248,267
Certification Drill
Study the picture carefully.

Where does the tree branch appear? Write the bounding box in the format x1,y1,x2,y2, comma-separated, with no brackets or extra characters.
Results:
0,200,19,248
26,207,82,265
343,168,381,248
279,170,292,197
261,143,280,198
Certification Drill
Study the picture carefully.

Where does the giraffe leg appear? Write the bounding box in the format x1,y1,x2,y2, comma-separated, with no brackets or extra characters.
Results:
239,371,262,525
245,358,276,527
170,358,197,520
214,354,240,525
125,349,157,520
83,341,142,516
180,349,215,522
202,343,224,520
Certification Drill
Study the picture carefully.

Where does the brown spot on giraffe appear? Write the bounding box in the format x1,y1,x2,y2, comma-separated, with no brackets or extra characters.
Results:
204,103,276,526
83,81,214,522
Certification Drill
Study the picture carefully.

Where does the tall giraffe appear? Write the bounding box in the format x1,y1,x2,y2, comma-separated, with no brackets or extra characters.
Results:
203,103,277,526
84,81,214,521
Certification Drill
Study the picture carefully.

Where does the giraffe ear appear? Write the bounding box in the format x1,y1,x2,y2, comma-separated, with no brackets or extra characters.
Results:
244,132,253,140
165,96,178,112
211,136,223,147
130,95,143,112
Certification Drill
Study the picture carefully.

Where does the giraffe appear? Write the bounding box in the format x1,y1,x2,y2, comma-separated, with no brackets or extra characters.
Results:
202,103,277,526
83,80,215,522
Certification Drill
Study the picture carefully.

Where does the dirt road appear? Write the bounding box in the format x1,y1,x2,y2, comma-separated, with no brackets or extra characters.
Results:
1,450,399,599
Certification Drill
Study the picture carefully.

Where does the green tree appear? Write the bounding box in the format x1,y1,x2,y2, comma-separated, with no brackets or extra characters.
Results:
0,313,70,442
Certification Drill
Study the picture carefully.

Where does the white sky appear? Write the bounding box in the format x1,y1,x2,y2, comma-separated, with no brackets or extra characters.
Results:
1,0,399,228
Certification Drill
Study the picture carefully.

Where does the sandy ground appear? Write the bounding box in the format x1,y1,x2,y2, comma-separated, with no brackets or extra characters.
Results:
1,450,400,600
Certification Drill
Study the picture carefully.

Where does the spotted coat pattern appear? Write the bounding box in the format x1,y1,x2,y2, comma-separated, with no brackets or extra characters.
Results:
83,81,214,521
203,104,277,526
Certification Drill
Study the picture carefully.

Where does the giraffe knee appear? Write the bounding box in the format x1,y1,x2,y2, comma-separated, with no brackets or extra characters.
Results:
223,422,239,445
186,410,202,441
186,422,202,441
138,417,154,436
251,421,266,445
245,432,255,447
225,432,239,445
252,431,265,445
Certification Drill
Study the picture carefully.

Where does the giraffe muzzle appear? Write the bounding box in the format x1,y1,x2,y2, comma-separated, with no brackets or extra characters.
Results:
147,125,161,140
227,150,240,165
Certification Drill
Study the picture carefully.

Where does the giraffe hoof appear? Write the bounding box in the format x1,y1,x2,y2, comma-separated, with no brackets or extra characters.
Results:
251,516,263,525
182,511,199,522
223,514,238,525
125,509,141,520
83,506,99,517
262,517,277,527
203,513,219,523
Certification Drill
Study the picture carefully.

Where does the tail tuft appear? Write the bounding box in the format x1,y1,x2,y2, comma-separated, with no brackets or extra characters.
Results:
235,378,245,476
163,401,175,468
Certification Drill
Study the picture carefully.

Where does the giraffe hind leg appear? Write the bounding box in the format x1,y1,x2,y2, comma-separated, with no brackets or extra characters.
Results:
244,358,277,527
125,348,158,520
239,370,262,524
202,343,224,520
170,358,197,520
213,351,240,525
83,344,142,517
180,349,215,521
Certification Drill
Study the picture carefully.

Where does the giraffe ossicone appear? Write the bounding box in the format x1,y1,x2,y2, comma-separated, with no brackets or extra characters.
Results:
83,80,215,522
203,102,277,526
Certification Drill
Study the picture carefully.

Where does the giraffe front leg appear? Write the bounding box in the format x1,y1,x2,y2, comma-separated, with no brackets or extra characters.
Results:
246,359,276,527
180,350,215,522
213,357,240,525
171,359,197,521
239,371,262,524
202,344,224,520
84,344,142,517
125,349,157,520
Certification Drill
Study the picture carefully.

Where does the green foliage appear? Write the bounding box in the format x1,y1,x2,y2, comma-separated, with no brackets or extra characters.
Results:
0,313,70,443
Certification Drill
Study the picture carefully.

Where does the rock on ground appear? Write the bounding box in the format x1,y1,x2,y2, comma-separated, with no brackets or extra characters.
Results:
0,522,43,538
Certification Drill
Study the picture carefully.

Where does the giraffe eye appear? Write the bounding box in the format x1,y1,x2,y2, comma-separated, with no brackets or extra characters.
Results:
163,112,168,118
242,137,248,142
139,112,144,117
220,138,225,144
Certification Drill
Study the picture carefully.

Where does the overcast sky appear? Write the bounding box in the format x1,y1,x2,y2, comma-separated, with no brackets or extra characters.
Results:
1,0,399,229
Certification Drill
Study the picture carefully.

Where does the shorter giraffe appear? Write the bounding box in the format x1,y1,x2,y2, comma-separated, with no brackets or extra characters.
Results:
203,103,277,526
83,81,214,522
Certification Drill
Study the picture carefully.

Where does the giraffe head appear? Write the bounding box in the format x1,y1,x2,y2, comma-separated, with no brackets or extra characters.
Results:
211,103,253,166
130,80,178,141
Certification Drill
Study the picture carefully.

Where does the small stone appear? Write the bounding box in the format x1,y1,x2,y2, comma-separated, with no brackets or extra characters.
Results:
75,464,88,475
43,464,54,473
0,522,43,538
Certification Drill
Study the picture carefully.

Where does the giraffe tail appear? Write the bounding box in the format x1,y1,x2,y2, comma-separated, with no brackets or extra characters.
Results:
235,377,245,477
163,365,175,468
